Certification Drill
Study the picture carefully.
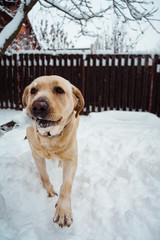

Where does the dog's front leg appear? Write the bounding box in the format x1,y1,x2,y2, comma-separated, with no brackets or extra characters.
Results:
32,150,58,197
54,159,77,228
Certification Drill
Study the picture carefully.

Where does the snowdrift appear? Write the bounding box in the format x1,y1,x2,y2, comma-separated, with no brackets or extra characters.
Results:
0,109,160,240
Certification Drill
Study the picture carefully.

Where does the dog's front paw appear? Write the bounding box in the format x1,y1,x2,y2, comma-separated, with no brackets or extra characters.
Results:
43,182,58,197
53,199,73,228
47,185,58,197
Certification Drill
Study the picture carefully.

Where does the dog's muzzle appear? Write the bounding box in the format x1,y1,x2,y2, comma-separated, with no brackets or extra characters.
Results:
31,97,62,132
31,97,49,119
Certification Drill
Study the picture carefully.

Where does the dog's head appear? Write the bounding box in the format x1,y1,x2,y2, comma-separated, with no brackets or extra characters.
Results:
22,75,84,136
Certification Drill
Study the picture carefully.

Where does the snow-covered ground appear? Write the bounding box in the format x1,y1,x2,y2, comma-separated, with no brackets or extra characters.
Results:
0,109,160,240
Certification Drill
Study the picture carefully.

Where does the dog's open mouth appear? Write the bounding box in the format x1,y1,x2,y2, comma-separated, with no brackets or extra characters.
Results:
36,118,61,128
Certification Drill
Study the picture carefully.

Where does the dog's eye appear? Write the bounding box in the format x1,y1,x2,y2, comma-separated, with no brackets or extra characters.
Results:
31,88,37,94
54,87,65,94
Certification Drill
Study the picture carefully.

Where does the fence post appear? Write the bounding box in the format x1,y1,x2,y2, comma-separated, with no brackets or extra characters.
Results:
16,55,21,110
82,55,85,97
148,56,155,112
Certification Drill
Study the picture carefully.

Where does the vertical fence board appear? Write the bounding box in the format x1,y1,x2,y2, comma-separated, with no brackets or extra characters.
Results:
13,55,19,109
129,55,134,110
124,55,129,110
150,55,157,114
110,55,114,110
41,54,45,76
98,55,103,112
0,57,3,108
104,55,109,111
34,54,40,78
142,55,149,112
156,72,160,117
46,55,51,75
157,72,160,117
115,55,121,110
92,55,96,112
29,54,34,83
135,55,142,111
84,55,89,114
3,55,8,108
8,55,13,109
151,55,160,116
53,55,56,75
1,56,6,108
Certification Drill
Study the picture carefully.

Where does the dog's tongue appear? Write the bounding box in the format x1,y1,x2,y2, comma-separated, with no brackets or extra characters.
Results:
36,119,53,128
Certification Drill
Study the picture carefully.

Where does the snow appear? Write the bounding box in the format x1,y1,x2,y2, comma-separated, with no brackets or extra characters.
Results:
0,109,160,240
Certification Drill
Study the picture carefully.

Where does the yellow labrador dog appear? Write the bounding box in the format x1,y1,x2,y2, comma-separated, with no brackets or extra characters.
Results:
22,75,84,228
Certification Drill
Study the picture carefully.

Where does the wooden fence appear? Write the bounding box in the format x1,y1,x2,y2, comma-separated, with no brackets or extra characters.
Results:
0,53,160,116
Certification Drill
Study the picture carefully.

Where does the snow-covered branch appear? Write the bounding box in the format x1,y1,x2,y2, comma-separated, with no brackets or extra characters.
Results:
0,0,38,57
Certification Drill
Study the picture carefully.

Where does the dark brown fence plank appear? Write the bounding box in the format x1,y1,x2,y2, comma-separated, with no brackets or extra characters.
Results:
85,55,91,114
98,55,103,112
53,55,57,75
7,55,13,109
14,55,21,109
40,54,45,76
0,57,3,108
92,55,96,112
3,55,8,108
115,55,121,110
124,55,129,110
109,55,114,110
0,56,6,108
104,55,109,111
142,55,149,112
151,55,160,116
128,55,134,111
136,55,142,111
34,54,40,78
29,53,34,82
150,55,157,114
156,72,160,117
46,54,51,75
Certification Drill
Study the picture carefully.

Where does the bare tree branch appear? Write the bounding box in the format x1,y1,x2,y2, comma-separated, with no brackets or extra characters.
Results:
42,0,109,21
0,0,159,56
112,0,159,22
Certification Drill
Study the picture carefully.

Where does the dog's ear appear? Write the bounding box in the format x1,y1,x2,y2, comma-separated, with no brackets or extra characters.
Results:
72,86,84,118
22,86,29,108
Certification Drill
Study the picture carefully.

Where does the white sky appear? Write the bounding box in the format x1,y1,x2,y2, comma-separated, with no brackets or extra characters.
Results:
29,0,160,52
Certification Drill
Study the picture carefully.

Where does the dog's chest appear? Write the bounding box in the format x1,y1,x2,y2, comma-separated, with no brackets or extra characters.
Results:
39,136,65,159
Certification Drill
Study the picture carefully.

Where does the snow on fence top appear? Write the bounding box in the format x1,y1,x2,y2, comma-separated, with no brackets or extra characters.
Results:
2,51,160,68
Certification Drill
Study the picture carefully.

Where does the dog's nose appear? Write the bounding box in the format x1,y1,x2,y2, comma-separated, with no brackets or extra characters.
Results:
32,98,49,118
